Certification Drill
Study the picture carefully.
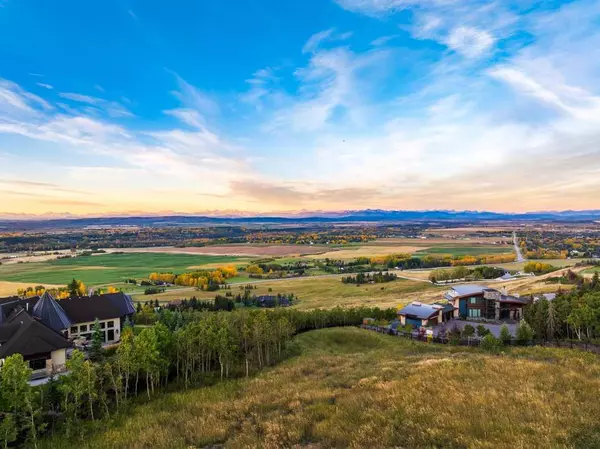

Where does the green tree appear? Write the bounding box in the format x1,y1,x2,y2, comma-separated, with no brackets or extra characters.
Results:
480,334,502,353
516,320,534,345
89,318,104,362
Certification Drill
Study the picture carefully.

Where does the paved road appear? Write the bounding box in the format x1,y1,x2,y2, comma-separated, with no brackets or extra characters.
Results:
513,231,526,263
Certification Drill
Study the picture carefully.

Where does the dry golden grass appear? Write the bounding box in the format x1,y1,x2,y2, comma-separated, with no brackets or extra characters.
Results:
44,328,600,449
136,276,443,310
0,281,62,296
305,245,429,260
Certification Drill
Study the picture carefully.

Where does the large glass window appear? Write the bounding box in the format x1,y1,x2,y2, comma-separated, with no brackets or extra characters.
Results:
107,321,114,328
70,327,77,334
469,309,481,318
470,297,478,304
79,324,88,333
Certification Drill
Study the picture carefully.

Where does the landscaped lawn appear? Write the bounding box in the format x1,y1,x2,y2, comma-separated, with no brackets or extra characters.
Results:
415,245,514,257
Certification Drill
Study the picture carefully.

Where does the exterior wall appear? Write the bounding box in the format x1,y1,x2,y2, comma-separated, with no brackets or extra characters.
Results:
67,317,122,344
400,315,406,325
51,348,66,369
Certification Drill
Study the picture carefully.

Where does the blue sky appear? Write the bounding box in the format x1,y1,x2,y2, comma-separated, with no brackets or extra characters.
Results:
1,0,600,216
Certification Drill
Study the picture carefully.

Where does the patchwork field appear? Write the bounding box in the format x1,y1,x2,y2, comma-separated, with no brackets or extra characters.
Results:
42,327,600,449
0,253,242,288
111,244,330,257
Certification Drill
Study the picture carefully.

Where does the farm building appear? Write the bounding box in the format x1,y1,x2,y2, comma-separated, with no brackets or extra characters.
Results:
444,285,530,321
397,302,455,328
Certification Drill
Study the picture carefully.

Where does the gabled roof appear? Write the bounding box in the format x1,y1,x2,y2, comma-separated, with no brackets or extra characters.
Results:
0,310,71,359
32,292,72,333
398,302,443,320
0,296,40,324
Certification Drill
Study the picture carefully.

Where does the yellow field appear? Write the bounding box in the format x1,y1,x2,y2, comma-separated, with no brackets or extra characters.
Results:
305,245,429,260
0,281,63,296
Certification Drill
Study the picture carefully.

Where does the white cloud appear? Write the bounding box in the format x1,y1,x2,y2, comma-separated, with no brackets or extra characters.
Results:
58,92,134,118
36,83,54,90
303,29,336,54
445,26,495,58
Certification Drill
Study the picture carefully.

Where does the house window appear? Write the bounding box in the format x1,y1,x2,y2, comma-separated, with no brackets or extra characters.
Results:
70,327,77,334
107,321,114,328
470,297,478,304
100,322,106,329
79,324,88,333
469,309,481,318
29,358,47,371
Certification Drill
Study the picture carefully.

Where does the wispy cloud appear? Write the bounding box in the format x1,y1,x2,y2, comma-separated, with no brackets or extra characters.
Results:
36,82,54,90
58,92,134,118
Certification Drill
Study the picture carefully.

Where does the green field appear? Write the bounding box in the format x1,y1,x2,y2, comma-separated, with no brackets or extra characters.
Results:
41,327,600,449
0,253,242,287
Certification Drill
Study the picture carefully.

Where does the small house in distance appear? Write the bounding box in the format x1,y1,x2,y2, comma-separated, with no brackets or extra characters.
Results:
397,302,455,328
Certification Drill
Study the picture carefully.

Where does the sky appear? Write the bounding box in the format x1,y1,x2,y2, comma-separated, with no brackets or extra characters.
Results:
1,0,600,217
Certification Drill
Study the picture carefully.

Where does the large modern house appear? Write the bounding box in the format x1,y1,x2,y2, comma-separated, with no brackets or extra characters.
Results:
0,308,71,375
444,285,530,321
0,291,135,375
398,284,531,328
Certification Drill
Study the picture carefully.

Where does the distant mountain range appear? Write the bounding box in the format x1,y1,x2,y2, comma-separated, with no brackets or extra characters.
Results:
2,209,600,230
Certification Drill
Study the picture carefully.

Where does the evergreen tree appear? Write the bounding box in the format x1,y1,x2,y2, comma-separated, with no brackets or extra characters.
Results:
516,320,534,345
499,324,512,345
89,318,104,362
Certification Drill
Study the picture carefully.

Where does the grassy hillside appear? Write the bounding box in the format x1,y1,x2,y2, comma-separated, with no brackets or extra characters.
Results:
43,328,600,449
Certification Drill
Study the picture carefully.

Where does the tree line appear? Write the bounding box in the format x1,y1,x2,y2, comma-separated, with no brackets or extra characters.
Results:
524,272,600,341
0,306,395,447
341,271,398,285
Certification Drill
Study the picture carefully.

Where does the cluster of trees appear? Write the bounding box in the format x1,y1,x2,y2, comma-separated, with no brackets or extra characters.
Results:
148,266,238,290
523,261,557,275
16,279,88,299
341,271,398,285
243,261,309,279
0,306,395,446
429,266,506,283
15,280,120,300
520,230,600,259
524,272,600,341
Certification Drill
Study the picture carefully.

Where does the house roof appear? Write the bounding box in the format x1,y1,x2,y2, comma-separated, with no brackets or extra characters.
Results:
102,293,136,317
448,285,488,297
398,302,443,320
0,310,71,360
0,296,40,324
497,273,516,281
59,295,123,324
498,295,530,305
32,292,72,333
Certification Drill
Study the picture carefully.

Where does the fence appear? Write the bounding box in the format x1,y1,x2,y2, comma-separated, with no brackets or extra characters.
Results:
360,324,600,354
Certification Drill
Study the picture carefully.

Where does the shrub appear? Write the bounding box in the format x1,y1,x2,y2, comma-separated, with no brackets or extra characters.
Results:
480,334,502,353
476,325,490,338
499,324,512,345
462,324,475,338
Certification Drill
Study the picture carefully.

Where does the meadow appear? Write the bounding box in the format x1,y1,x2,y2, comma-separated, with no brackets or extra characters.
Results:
0,253,242,287
42,327,600,449
136,276,444,310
